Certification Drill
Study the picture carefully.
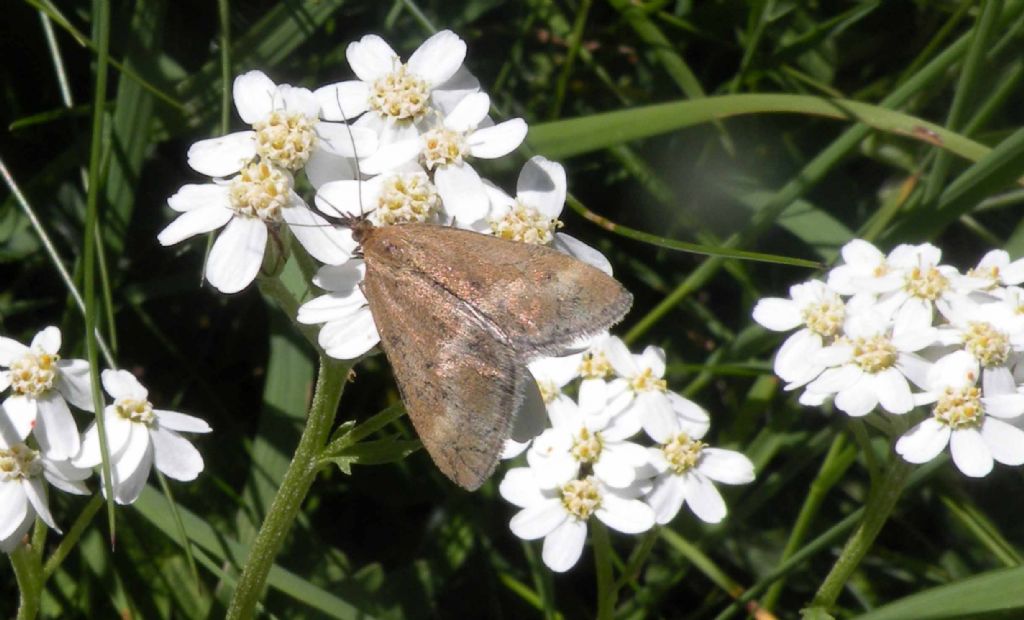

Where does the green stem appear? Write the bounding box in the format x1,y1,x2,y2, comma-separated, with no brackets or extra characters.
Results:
808,457,913,613
591,521,615,620
225,355,350,619
10,545,43,620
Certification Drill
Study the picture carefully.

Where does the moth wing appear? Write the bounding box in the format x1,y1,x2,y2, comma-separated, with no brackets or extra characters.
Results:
363,260,526,490
368,224,632,357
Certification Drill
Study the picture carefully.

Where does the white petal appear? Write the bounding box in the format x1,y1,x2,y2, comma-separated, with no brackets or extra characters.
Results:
273,84,319,118
319,308,380,360
43,460,91,494
435,163,489,223
0,482,29,540
895,418,950,464
154,411,211,435
950,428,993,477
499,468,546,508
357,137,422,176
157,205,234,246
981,418,1024,466
639,346,666,377
281,202,356,265
596,493,656,533
167,183,232,212
468,119,528,159
773,329,824,386
346,35,399,83
101,369,147,401
2,395,37,440
983,393,1024,419
315,122,378,159
1000,258,1024,285
443,92,490,132
34,392,80,460
510,380,547,444
305,147,359,190
315,81,371,121
297,292,366,326
0,372,9,396
0,338,29,365
407,29,466,86
32,326,61,354
150,427,204,481
604,338,638,377
874,368,914,414
54,359,94,411
552,234,612,275
232,70,276,124
983,366,1017,397
752,298,803,331
645,474,686,525
315,178,380,220
112,438,153,505
509,500,568,540
529,453,579,490
638,392,677,443
699,448,755,484
517,156,566,217
205,217,267,294
670,393,711,438
186,131,256,178
683,472,728,524
22,478,56,531
541,518,587,573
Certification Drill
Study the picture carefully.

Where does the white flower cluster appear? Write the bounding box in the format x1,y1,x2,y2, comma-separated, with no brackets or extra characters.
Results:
754,239,1024,477
157,30,610,360
0,327,210,551
499,335,755,572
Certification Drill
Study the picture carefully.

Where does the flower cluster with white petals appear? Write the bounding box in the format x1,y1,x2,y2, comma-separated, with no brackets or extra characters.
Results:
499,334,755,572
0,326,211,551
754,239,1024,477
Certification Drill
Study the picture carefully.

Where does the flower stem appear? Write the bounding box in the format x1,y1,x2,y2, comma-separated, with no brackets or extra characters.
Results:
591,521,616,620
808,457,913,613
10,544,43,620
225,355,350,619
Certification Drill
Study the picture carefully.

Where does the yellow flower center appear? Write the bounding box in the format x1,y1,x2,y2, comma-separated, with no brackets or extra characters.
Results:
0,444,41,482
488,201,563,245
801,297,845,338
115,397,155,426
630,368,666,393
579,351,613,380
369,65,430,121
228,160,291,221
964,321,1010,368
850,335,897,373
933,386,983,429
536,379,561,404
253,110,318,171
570,427,603,464
662,433,705,475
904,265,948,300
9,350,59,397
421,128,467,170
560,477,601,520
372,173,440,225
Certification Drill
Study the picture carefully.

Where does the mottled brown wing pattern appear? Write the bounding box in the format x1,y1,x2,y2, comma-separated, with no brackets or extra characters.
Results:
362,256,527,490
360,224,632,358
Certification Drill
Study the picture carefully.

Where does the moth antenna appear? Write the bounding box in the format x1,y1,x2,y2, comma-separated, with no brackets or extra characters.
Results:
331,88,367,223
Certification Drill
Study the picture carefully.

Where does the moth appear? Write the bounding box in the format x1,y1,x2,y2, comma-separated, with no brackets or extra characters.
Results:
344,218,633,490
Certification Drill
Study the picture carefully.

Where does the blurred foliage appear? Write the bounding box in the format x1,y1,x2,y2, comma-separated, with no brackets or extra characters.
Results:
2,0,1024,618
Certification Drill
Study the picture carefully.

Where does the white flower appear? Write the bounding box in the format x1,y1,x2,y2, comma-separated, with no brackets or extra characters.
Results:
315,30,472,128
804,302,935,416
500,468,654,573
296,260,381,361
73,370,211,505
605,341,676,440
826,239,903,297
0,326,92,460
501,352,584,459
873,243,966,325
479,156,613,274
158,160,357,294
752,280,845,389
0,443,89,552
188,70,376,177
526,390,648,489
962,249,1024,291
936,297,1024,392
315,164,442,227
643,412,754,524
896,350,1024,477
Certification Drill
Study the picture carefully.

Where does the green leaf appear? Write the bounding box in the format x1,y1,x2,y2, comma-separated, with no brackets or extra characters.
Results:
851,566,1024,620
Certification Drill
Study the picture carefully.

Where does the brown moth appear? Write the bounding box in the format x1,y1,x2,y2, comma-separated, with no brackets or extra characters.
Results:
351,220,632,490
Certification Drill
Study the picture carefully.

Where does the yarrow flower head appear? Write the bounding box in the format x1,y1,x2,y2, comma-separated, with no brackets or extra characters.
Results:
0,442,89,552
0,326,92,460
73,370,211,505
895,351,1024,477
